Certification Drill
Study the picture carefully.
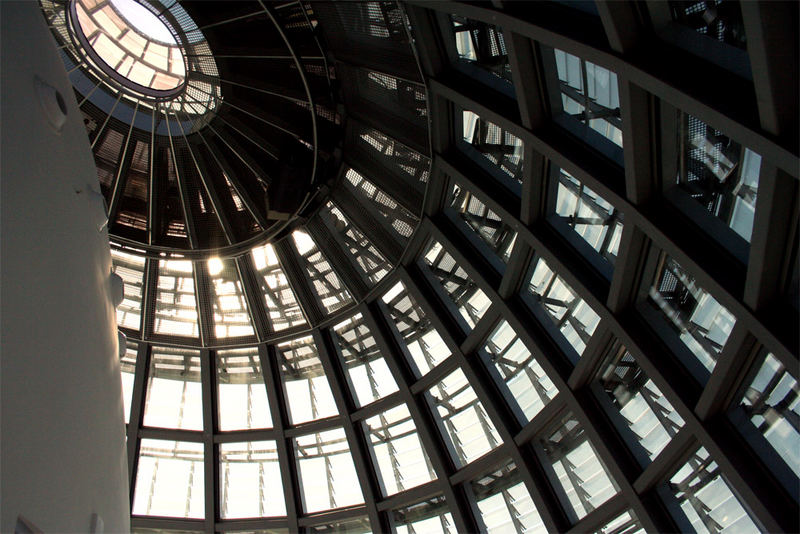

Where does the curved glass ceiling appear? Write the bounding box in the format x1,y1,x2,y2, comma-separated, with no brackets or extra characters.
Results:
74,0,186,94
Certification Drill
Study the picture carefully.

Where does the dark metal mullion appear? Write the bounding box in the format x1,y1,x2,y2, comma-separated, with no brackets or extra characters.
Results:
127,342,152,506
164,111,198,248
147,105,158,246
274,238,324,326
312,329,389,532
200,348,218,534
235,255,270,341
141,258,159,338
193,262,214,347
107,101,140,225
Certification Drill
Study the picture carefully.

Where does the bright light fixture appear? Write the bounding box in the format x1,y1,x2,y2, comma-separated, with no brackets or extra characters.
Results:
208,257,224,276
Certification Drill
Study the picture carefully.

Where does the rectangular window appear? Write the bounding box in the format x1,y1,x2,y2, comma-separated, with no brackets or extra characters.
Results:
293,230,354,314
216,347,272,431
154,259,199,338
143,347,202,430
450,16,513,86
251,243,307,331
470,462,545,533
111,248,145,330
277,335,338,425
461,110,524,187
219,441,284,518
133,439,204,518
206,258,254,340
392,495,455,534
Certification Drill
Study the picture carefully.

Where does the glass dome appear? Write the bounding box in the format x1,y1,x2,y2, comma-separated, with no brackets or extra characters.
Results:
43,0,800,533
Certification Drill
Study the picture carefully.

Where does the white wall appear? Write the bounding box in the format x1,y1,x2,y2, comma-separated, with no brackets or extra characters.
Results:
1,2,130,532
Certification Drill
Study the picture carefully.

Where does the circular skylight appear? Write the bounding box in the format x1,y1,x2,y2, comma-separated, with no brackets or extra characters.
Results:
73,0,186,95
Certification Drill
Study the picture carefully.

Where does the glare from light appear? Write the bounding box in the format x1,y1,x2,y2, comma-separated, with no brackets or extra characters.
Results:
110,0,177,44
208,257,224,276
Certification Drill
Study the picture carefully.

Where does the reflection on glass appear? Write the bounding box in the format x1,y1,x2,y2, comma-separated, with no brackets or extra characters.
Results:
677,114,761,242
538,414,618,522
154,259,199,337
143,347,202,430
207,259,254,339
594,510,644,534
471,462,545,533
133,439,204,518
525,257,601,358
447,182,517,264
112,248,144,330
462,110,524,185
664,447,759,533
648,254,736,376
553,49,622,148
220,441,285,518
422,240,492,329
596,346,684,463
428,369,502,467
277,335,337,425
551,168,623,265
332,314,398,407
121,339,138,424
294,428,365,513
293,230,354,314
451,15,512,84
381,281,452,376
321,202,391,285
217,348,272,431
482,320,558,423
392,495,455,534
733,351,800,479
669,1,747,50
364,404,436,495
251,243,307,331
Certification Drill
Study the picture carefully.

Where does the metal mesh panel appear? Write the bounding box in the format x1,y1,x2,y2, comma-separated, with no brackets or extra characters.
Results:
355,69,427,128
277,335,338,424
343,168,418,240
354,123,430,187
153,259,199,338
204,259,255,341
292,230,355,315
251,243,308,332
112,248,146,331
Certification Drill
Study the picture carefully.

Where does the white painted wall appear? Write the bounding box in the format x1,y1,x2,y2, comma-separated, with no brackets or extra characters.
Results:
1,2,130,532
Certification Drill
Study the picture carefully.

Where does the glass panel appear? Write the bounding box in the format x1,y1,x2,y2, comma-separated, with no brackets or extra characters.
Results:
154,259,199,338
594,510,645,534
447,182,517,264
461,110,524,185
422,240,491,330
392,495,455,534
306,517,372,533
277,335,337,424
364,403,436,495
676,114,761,243
381,281,452,376
553,49,622,148
220,441,285,518
294,427,365,512
332,313,399,407
321,202,392,285
251,243,307,331
217,347,272,431
665,447,759,533
551,168,623,265
292,230,354,315
733,351,800,479
112,248,145,330
121,339,138,424
471,462,546,533
538,413,618,522
524,257,601,358
344,168,419,240
482,320,558,423
427,368,502,467
206,258,254,339
133,439,204,518
595,345,685,463
648,254,736,376
450,16,512,84
143,347,202,430
356,126,429,187
669,1,747,50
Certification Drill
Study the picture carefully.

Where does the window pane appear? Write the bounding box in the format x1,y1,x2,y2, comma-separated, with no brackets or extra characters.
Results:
294,428,365,512
648,254,736,377
669,1,747,50
344,168,419,240
217,347,272,431
538,414,618,522
482,320,558,423
277,335,337,425
206,258,254,339
293,230,354,315
251,243,307,331
664,447,759,533
355,125,429,188
524,257,601,359
220,441,285,518
306,517,371,533
447,182,517,265
381,281,452,376
595,510,644,534
392,496,456,534
732,351,800,481
121,339,138,424
364,403,436,495
133,439,204,518
427,368,502,467
154,259,199,338
422,239,491,330
450,16,513,85
332,313,398,407
461,110,524,185
112,248,144,330
143,347,202,430
471,462,546,533
595,346,684,463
